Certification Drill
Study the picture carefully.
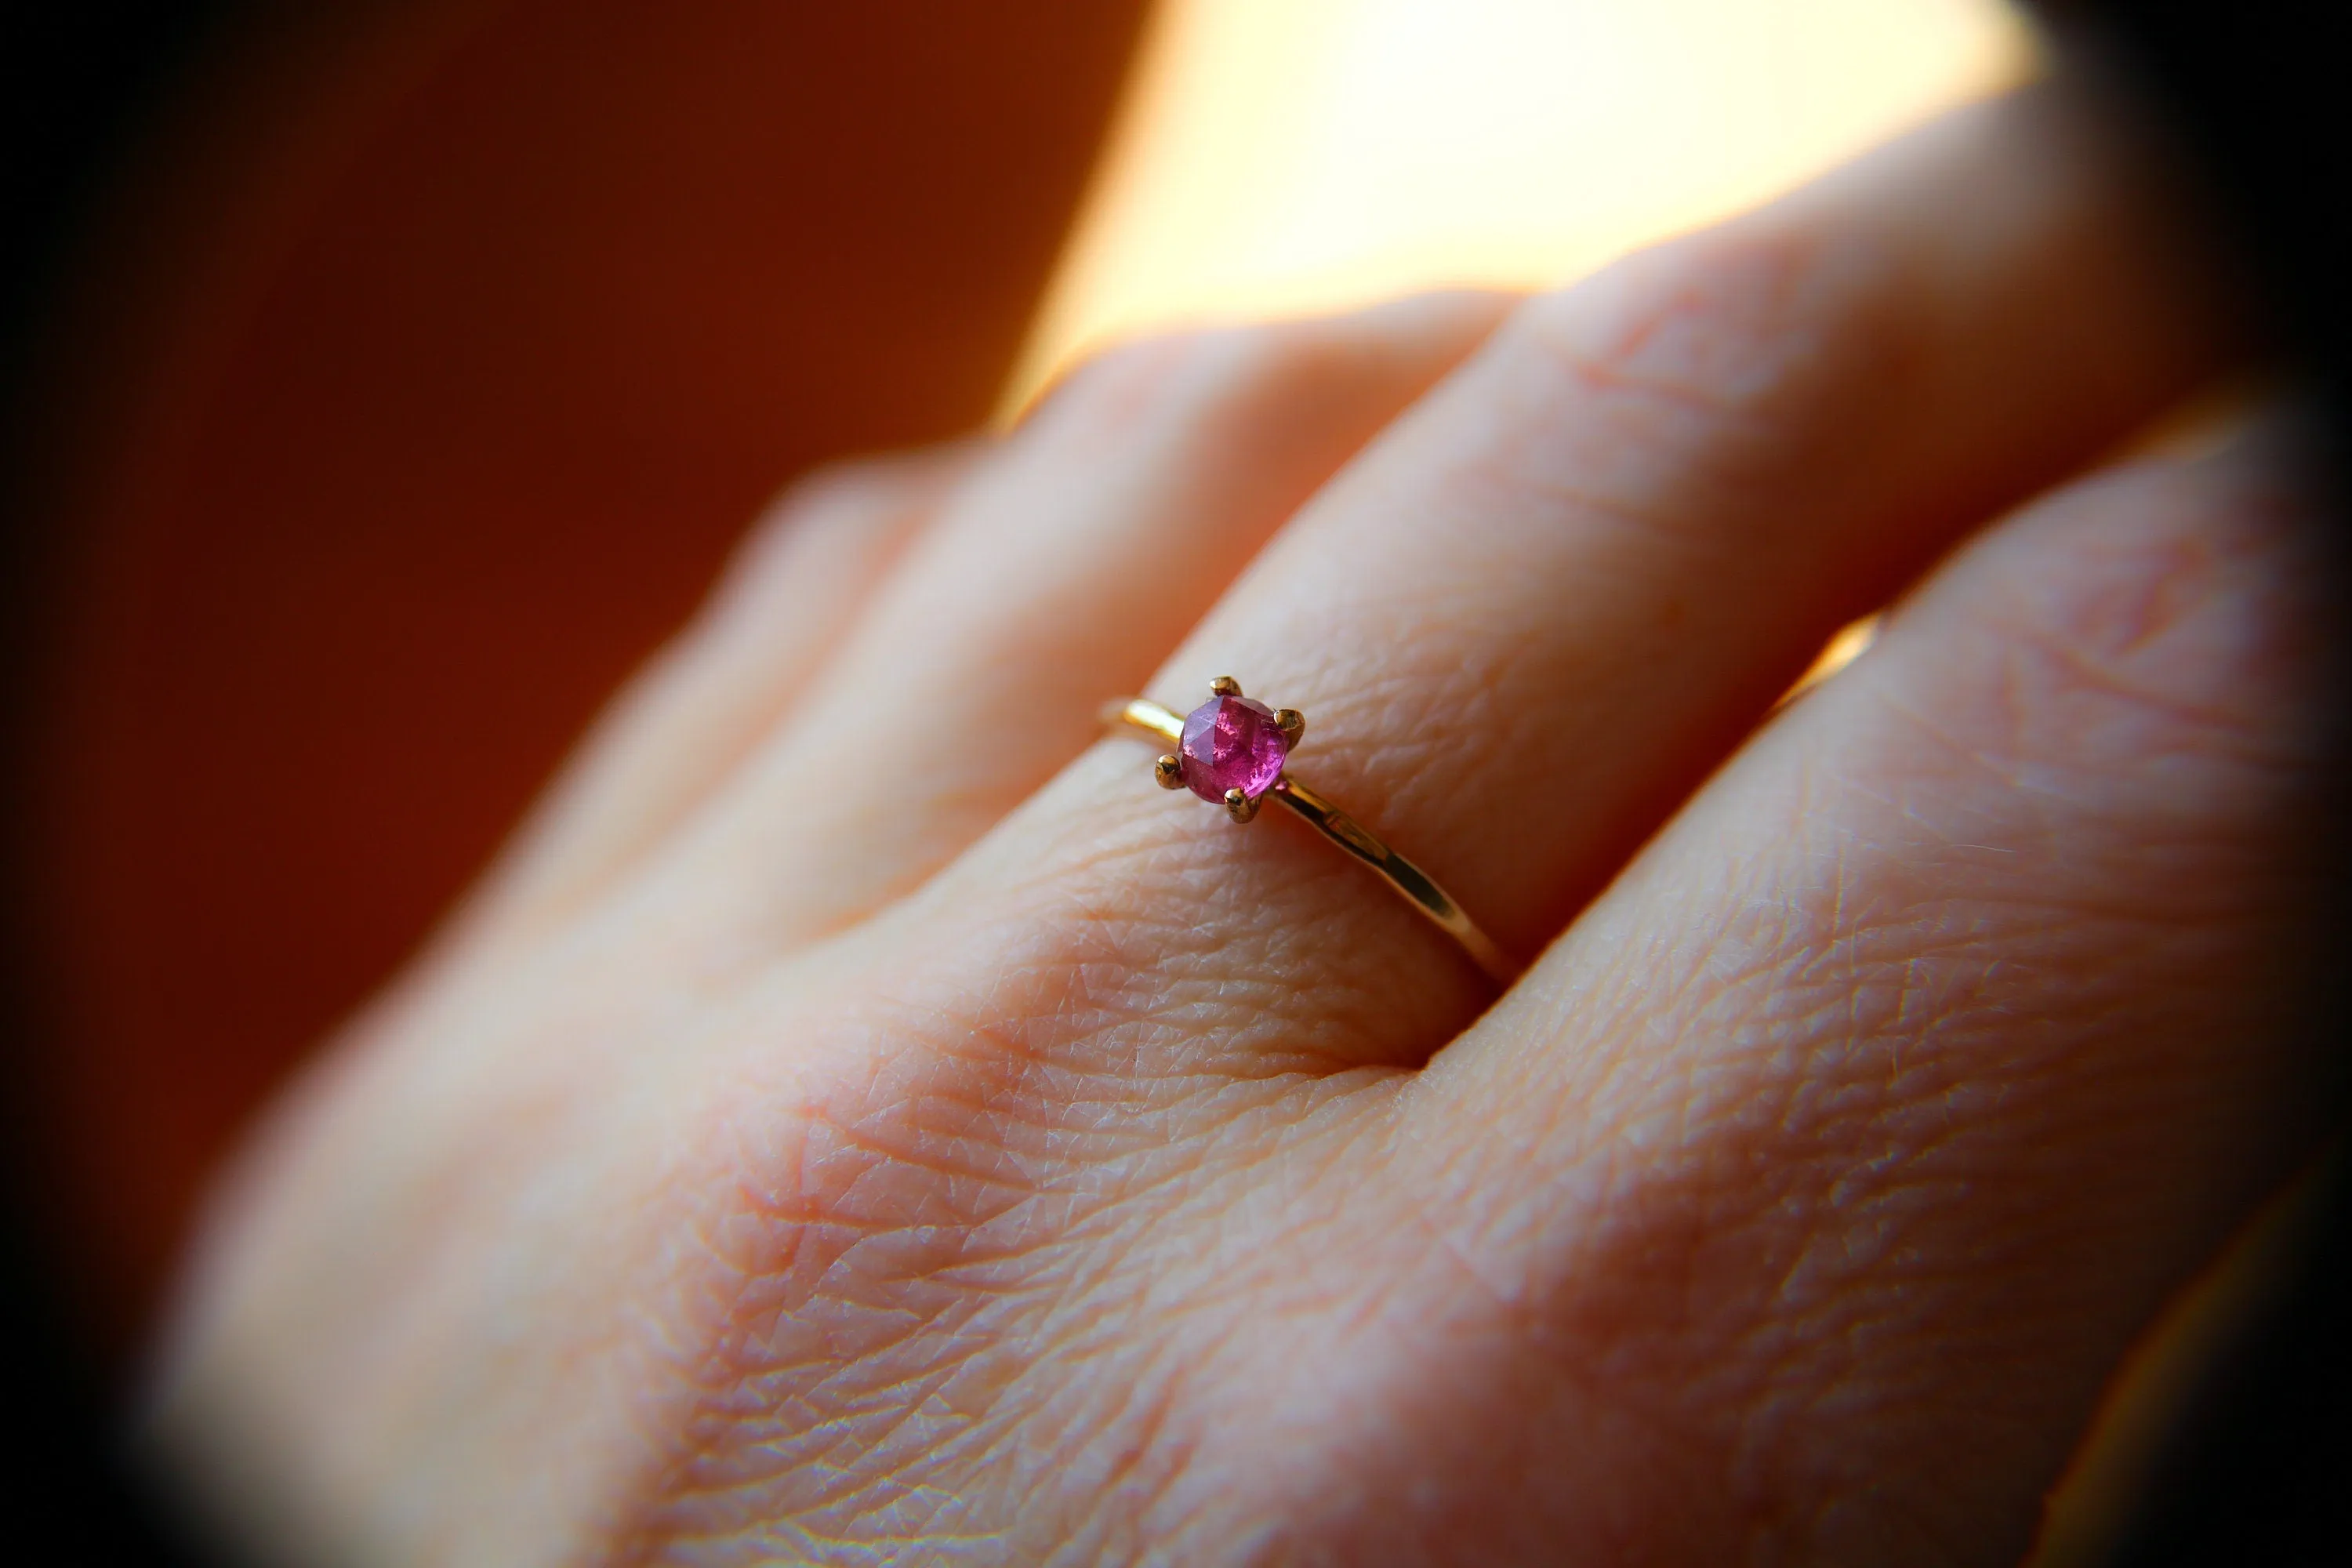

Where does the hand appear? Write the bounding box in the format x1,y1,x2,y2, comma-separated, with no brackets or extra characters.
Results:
151,85,2338,1566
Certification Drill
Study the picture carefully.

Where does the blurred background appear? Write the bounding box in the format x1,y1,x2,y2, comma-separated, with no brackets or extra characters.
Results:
0,1,2341,1562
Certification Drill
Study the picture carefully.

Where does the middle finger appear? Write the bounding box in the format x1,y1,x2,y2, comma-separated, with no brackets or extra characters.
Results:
946,85,2238,1066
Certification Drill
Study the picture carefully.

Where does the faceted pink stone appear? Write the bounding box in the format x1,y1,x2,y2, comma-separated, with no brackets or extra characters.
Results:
1179,694,1289,804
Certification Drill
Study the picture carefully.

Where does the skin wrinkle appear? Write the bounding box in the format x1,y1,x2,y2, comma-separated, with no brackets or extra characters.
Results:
1176,206,2004,987
1026,1279,1234,1541
673,1379,982,1537
1131,1115,1461,1553
1113,137,2040,971
1993,608,2315,784
1132,1208,1426,1560
1204,1232,1665,1561
1490,544,2309,1561
627,902,1402,1557
1223,512,2286,1561
1049,1367,1194,1568
150,92,2326,1567
962,757,1483,1068
1279,281,1863,827
1498,221,1915,551
640,1128,1044,1533
623,299,1508,972
1021,1238,1237,1565
1726,1131,2090,1552
687,1105,1327,1561
1968,483,2311,736
1857,680,2296,922
1388,1121,1554,1340
1031,912,1360,1080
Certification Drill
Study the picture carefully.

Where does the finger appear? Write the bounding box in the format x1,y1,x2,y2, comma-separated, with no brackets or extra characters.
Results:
1402,427,2337,1563
644,292,1512,945
456,447,973,949
938,84,2241,1076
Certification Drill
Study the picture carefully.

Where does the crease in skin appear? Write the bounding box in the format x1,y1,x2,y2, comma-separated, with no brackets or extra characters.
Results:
1138,540,2277,1561
1109,100,2230,983
154,93,2298,1568
532,321,1406,1000
934,752,1486,1066
610,888,1437,1559
1499,223,1919,547
610,302,1512,967
1189,234,1915,828
1340,446,2334,1566
603,946,1308,1552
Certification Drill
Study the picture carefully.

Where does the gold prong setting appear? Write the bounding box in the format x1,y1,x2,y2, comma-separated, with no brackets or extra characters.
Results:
1103,688,1522,982
1153,677,1300,826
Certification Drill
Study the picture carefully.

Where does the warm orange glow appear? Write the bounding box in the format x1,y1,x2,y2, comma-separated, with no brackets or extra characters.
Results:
1008,0,2038,413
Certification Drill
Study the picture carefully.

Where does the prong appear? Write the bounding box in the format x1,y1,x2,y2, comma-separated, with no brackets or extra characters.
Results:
1223,787,1260,824
1153,753,1184,789
1274,708,1305,746
1210,675,1243,699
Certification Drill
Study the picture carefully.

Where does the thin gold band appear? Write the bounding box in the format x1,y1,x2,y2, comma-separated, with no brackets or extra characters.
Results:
1105,696,1520,984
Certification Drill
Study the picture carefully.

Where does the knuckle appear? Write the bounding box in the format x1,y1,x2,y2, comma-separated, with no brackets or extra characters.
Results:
714,447,970,612
1964,452,2323,771
1500,220,1911,514
751,445,961,541
1031,316,1377,447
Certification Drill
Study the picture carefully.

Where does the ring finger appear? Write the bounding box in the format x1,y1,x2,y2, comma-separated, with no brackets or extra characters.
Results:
934,82,2241,1069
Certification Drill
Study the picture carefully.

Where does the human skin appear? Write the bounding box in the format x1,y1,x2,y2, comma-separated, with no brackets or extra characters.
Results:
148,83,2343,1566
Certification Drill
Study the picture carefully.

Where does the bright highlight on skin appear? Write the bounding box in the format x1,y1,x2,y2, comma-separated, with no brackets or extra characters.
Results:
1006,0,2040,414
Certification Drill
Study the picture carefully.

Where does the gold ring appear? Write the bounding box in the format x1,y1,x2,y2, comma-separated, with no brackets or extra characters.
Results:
1102,677,1520,984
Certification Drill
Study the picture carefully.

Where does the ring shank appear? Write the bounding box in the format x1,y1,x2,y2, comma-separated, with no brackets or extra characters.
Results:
1104,698,1520,984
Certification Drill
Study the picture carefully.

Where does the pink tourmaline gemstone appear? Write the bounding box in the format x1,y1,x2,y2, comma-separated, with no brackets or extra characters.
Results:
1179,694,1289,804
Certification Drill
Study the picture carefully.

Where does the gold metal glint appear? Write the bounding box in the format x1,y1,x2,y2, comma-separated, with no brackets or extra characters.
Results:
1102,690,1520,984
